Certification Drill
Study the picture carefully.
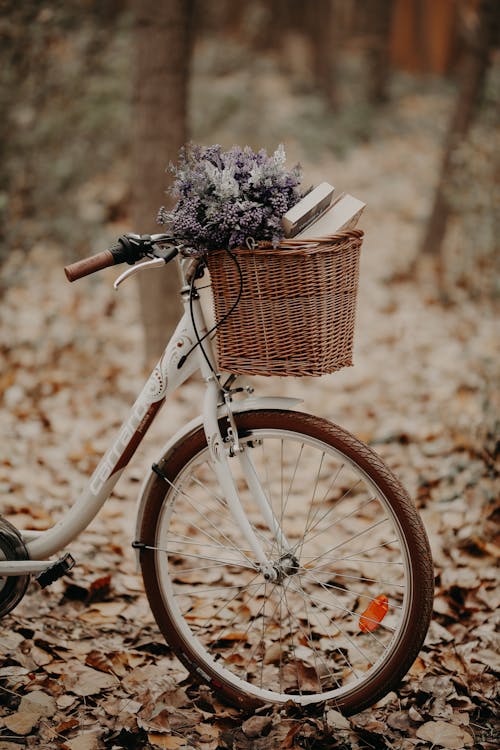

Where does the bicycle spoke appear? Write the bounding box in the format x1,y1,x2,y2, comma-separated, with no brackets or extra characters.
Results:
281,581,304,695
171,580,265,596
289,580,375,672
294,450,326,562
295,580,359,684
301,569,403,611
290,579,396,636
300,539,402,567
306,568,405,589
142,543,255,569
156,470,257,567
303,516,390,567
297,477,364,549
232,580,283,678
291,574,342,689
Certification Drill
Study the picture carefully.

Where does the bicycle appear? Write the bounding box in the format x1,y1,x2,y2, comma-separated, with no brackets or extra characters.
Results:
0,233,434,716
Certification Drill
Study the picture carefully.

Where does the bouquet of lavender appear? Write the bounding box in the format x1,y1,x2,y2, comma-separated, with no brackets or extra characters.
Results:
157,143,302,256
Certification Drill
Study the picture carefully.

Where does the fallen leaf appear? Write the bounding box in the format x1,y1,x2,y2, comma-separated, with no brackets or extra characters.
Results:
147,734,187,749
65,732,101,750
263,641,282,664
0,631,24,653
3,691,56,735
194,723,219,741
242,714,273,738
78,601,127,623
416,720,473,748
30,645,53,667
87,574,112,602
325,709,350,730
69,666,119,696
387,711,410,731
408,705,424,722
56,717,80,733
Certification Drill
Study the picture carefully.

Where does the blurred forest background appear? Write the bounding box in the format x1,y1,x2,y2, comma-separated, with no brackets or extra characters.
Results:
1,0,499,359
1,2,499,748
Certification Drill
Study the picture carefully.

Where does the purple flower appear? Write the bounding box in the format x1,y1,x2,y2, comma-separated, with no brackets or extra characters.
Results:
158,143,302,255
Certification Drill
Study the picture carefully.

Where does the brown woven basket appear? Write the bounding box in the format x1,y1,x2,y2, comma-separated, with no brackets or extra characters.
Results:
206,229,363,377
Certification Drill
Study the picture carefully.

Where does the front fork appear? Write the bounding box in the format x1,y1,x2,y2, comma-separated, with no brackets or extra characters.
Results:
202,378,290,581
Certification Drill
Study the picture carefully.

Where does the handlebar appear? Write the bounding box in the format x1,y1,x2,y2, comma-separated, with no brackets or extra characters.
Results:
64,245,122,282
64,233,179,282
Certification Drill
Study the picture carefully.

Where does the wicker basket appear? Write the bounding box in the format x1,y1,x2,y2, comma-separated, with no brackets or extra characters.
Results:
206,229,363,377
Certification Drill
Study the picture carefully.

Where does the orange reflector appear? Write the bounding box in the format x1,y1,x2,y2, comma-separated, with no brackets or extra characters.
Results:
358,594,389,632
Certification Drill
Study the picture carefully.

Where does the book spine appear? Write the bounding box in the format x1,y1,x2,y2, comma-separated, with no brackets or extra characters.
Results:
283,193,334,237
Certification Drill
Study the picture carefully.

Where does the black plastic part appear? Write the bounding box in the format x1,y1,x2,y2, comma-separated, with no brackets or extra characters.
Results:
110,234,179,266
36,553,76,589
111,235,146,265
154,245,179,264
151,463,169,481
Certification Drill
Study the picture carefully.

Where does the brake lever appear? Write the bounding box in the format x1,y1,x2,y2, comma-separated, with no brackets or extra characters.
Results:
113,256,166,289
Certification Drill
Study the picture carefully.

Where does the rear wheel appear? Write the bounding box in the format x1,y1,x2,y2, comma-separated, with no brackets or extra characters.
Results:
140,410,433,714
0,517,30,618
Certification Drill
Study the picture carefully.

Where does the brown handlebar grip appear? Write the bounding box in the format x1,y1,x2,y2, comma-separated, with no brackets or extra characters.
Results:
64,250,115,282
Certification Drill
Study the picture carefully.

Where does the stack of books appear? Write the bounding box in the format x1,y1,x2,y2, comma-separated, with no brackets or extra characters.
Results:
282,182,365,240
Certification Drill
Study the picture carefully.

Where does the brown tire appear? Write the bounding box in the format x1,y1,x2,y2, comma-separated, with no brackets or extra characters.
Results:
139,410,433,714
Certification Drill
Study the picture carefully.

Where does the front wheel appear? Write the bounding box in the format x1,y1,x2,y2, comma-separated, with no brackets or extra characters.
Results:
139,410,433,714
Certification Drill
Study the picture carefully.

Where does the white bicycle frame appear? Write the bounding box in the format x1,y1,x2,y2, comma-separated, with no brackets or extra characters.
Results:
1,257,297,580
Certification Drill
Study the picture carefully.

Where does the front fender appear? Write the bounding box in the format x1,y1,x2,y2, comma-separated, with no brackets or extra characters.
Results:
133,396,302,563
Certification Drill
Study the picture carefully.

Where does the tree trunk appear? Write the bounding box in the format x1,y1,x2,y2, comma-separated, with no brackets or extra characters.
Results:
308,0,338,110
420,0,498,257
131,0,193,366
365,0,395,104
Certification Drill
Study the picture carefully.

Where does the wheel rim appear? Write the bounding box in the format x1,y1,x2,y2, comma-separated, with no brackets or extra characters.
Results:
153,427,414,705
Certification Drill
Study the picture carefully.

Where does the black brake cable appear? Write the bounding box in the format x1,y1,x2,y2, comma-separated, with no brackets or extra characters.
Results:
177,248,244,388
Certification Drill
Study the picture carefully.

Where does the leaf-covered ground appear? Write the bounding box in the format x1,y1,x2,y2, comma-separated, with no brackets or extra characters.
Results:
1,85,499,749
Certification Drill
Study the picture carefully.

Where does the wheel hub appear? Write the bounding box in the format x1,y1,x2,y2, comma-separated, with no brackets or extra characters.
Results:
262,553,300,583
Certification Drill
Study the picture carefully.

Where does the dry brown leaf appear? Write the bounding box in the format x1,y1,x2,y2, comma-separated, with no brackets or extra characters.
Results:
138,708,173,734
78,601,127,623
194,723,219,741
65,733,101,750
387,711,410,731
242,714,273,738
86,574,113,603
416,720,473,748
30,645,53,667
147,734,187,749
57,694,77,710
441,567,481,590
263,641,282,664
211,631,248,643
425,620,454,644
85,650,115,674
440,650,467,675
0,631,24,653
325,709,350,730
3,710,40,736
45,659,80,676
408,705,424,722
69,666,119,696
3,690,56,735
433,594,457,618
84,648,143,678
56,717,80,733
